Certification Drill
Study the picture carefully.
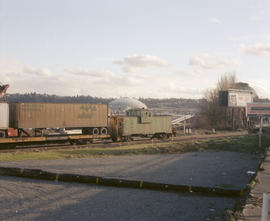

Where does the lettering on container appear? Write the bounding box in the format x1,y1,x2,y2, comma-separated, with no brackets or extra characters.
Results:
77,104,97,119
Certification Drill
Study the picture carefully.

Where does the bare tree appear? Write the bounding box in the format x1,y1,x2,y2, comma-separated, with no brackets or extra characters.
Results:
200,73,236,129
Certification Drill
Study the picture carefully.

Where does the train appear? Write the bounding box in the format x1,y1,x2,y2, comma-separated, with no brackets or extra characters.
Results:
0,102,172,144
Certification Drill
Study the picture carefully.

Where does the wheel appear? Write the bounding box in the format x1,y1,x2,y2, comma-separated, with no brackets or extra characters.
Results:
101,127,108,135
92,128,99,135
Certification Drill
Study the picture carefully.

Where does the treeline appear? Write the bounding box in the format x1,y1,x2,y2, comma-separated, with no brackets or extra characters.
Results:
6,93,113,104
5,93,203,109
139,98,203,109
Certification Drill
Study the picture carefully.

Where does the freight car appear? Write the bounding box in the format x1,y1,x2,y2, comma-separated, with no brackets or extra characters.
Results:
0,102,110,144
109,108,172,141
0,103,172,145
9,103,108,136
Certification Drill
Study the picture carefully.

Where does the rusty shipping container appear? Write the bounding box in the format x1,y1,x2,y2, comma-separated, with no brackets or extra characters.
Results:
9,103,108,129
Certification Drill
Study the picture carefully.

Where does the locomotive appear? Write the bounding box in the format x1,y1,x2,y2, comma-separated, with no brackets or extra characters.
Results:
0,102,172,144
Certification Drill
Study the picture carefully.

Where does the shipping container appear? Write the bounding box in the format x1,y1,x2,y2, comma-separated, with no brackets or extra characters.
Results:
0,103,9,130
9,103,108,129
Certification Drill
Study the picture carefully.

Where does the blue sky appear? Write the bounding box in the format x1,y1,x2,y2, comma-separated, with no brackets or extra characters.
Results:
1,0,270,98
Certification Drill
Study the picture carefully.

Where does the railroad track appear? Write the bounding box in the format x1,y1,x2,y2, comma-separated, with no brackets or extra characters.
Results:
0,131,247,153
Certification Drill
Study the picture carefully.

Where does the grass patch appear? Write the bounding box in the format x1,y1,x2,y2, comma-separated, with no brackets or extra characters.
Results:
0,134,269,162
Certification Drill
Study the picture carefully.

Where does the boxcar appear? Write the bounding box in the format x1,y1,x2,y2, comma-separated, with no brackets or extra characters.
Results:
110,109,172,141
9,103,108,135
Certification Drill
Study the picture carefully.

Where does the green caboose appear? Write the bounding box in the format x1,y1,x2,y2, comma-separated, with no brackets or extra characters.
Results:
110,109,172,141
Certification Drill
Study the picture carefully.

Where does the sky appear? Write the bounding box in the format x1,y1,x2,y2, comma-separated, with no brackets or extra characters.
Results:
0,0,270,98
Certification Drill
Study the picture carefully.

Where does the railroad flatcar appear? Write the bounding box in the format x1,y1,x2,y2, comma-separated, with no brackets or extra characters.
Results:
109,108,172,141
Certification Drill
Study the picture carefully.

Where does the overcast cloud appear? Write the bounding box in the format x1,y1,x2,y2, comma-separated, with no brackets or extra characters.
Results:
241,43,270,56
189,54,241,70
1,0,270,98
114,55,169,73
208,17,222,24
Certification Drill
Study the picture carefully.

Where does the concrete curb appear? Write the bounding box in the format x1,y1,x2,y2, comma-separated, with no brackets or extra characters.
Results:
0,166,245,197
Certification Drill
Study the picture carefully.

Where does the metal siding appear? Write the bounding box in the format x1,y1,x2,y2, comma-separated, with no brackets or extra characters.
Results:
122,116,172,135
0,103,9,129
228,90,253,107
9,103,108,129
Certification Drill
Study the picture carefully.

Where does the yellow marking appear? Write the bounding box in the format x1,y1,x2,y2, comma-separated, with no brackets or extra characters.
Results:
139,181,143,188
55,174,59,182
96,177,99,184
0,137,46,143
20,168,24,175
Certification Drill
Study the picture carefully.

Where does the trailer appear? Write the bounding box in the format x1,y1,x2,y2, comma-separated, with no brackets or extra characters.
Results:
9,103,108,136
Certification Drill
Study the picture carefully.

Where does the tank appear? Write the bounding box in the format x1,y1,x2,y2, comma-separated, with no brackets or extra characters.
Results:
9,103,108,129
0,103,9,129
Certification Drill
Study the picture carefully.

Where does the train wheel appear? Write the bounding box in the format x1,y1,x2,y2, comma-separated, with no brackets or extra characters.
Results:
0,131,5,138
101,127,108,135
92,128,99,135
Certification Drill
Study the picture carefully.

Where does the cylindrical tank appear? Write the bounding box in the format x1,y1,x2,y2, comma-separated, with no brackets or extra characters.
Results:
0,103,9,129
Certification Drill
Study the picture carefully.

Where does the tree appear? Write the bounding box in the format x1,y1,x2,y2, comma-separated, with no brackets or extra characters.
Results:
200,73,236,129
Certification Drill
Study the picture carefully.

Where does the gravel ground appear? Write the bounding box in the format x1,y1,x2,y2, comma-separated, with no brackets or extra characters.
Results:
0,176,236,221
0,151,261,189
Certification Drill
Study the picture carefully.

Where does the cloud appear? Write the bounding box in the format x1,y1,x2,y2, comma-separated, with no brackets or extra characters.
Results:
65,68,146,87
229,34,270,42
216,58,241,66
189,54,241,69
208,17,222,24
249,16,262,23
0,58,208,98
0,59,24,74
161,86,203,98
241,43,270,56
24,66,52,77
249,81,270,98
114,54,169,72
65,68,115,78
176,69,203,77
